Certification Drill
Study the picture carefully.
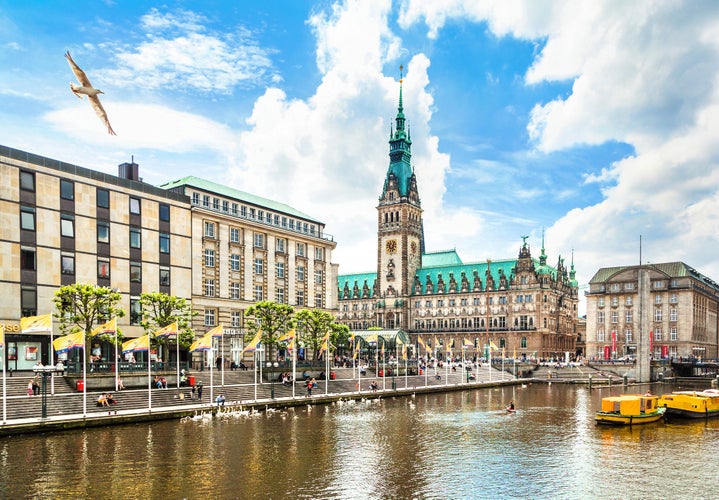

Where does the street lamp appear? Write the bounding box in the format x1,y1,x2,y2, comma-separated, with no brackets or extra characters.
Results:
32,365,61,419
266,361,279,399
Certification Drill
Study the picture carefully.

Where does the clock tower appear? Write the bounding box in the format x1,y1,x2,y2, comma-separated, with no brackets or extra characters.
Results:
376,68,424,330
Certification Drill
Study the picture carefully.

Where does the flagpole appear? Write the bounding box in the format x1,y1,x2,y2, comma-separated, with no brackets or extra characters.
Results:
114,326,119,392
209,348,214,406
221,330,225,387
445,349,449,386
253,349,258,401
382,342,386,391
2,326,6,424
82,331,87,417
292,335,296,399
404,346,408,389
50,324,55,395
175,332,179,389
148,340,152,411
325,341,329,396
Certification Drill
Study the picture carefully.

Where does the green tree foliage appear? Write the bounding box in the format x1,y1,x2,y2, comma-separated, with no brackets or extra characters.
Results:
52,284,125,358
295,309,348,360
244,301,294,358
139,292,196,348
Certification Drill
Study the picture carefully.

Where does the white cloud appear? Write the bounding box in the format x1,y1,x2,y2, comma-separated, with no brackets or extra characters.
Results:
398,0,719,297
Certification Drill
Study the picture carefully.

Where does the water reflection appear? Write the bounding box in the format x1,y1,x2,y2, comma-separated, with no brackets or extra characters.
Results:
2,385,719,499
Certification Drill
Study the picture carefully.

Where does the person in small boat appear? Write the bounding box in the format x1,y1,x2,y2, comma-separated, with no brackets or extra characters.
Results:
507,401,515,411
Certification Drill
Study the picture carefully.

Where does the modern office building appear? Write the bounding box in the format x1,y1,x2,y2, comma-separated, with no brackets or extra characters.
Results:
585,262,719,360
336,82,580,360
0,145,193,369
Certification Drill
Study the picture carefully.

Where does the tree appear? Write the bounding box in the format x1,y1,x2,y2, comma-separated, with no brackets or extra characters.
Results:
53,284,125,361
295,309,348,361
139,292,196,349
244,301,294,359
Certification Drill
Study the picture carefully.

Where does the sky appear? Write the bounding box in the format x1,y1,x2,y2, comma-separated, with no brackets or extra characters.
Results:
2,0,719,315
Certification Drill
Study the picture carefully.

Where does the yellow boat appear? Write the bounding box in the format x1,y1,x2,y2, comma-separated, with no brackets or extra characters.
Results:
657,389,719,419
595,394,666,426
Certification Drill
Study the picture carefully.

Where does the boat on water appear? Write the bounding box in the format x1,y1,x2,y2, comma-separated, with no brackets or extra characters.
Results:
657,389,719,419
595,394,665,426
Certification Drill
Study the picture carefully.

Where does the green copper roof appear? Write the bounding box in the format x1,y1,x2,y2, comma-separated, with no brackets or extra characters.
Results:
338,272,377,299
422,249,463,267
159,176,322,224
589,261,719,290
382,77,414,198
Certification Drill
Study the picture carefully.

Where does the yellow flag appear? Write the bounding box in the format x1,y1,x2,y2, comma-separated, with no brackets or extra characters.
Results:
155,321,178,339
53,331,85,353
20,314,52,334
278,329,295,342
489,341,499,351
122,335,150,353
91,317,117,337
189,331,213,352
241,330,262,354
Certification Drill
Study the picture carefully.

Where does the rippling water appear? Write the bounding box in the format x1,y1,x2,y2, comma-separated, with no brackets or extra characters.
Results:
2,384,718,499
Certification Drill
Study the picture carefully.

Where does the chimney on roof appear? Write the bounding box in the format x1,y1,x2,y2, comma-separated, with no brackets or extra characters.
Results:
118,155,140,181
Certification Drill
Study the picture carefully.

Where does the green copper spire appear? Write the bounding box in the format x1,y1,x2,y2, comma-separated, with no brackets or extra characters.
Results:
539,228,547,266
383,65,413,198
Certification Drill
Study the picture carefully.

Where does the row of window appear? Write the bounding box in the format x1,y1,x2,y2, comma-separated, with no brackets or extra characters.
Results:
597,308,678,323
202,221,325,260
602,280,680,293
412,295,535,309
202,249,324,283
194,192,318,237
596,328,678,342
598,294,678,307
20,171,172,221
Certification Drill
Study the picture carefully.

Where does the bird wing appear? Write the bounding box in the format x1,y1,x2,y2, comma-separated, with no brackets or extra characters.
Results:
88,95,117,136
64,51,92,87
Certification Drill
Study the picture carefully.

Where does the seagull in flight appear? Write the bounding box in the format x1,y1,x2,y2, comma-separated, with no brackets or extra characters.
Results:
64,51,116,136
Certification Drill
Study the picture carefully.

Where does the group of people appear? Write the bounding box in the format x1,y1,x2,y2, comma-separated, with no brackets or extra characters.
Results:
26,377,40,396
305,377,317,397
280,373,294,386
96,393,117,407
153,375,168,389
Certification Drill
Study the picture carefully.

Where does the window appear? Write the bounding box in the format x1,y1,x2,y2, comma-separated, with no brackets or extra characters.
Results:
21,248,36,270
97,221,110,243
20,171,35,191
159,204,170,222
231,311,242,327
610,283,620,292
98,259,110,279
254,285,263,301
204,279,215,297
314,247,324,261
315,269,323,284
654,309,662,321
61,215,75,238
626,296,633,306
130,298,141,325
274,215,280,225
315,295,323,308
653,280,664,289
250,208,256,219
97,188,109,208
670,308,677,321
230,254,240,271
297,266,305,282
60,180,74,200
282,217,287,228
525,294,532,303
276,262,285,278
611,311,618,323
129,197,141,214
192,193,200,205
437,299,444,307
276,238,285,253
212,198,220,210
654,329,663,341
521,337,527,348
597,329,605,341
626,310,633,322
61,255,75,275
222,200,229,212
202,195,210,208
230,282,240,299
516,295,524,303
230,227,240,243
204,309,216,327
258,210,264,221
597,311,605,323
598,298,605,307
21,286,36,317
232,203,238,216
204,221,215,238
254,233,264,248
670,327,678,341
296,290,305,306
670,293,678,303
296,243,305,257
159,267,170,286
130,262,142,282
254,258,264,274
129,227,141,248
611,297,619,307
159,233,170,253
655,295,662,304
276,288,285,303
204,249,215,267
625,282,634,290
241,206,247,217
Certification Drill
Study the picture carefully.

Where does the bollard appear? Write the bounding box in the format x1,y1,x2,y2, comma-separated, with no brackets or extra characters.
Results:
588,374,592,390
623,374,628,387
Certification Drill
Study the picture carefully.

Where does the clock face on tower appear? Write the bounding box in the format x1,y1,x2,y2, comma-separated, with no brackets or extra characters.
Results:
385,239,397,254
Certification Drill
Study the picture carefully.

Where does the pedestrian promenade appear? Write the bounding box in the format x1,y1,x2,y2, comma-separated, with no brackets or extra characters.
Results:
0,365,520,436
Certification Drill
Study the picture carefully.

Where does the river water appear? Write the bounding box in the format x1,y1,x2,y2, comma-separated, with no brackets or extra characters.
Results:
2,383,718,499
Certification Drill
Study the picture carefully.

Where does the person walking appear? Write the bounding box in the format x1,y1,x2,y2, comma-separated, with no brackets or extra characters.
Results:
196,381,203,400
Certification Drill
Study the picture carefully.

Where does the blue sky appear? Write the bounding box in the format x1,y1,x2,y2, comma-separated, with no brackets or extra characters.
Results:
2,0,719,314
